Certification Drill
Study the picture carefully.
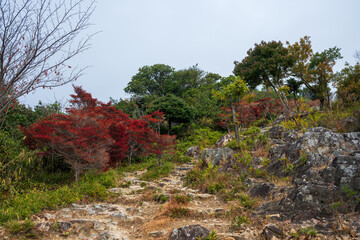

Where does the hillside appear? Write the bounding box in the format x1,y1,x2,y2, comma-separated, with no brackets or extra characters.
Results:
1,124,359,240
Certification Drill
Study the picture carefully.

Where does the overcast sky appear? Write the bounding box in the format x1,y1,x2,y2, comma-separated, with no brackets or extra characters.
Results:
21,0,360,107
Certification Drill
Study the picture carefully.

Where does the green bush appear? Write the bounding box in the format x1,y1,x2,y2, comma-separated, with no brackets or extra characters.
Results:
0,169,118,225
231,215,250,230
226,140,248,151
140,159,174,181
226,127,268,151
0,130,40,197
153,194,169,203
177,124,223,152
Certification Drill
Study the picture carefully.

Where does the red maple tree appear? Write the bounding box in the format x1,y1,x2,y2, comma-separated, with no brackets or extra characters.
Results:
21,86,175,180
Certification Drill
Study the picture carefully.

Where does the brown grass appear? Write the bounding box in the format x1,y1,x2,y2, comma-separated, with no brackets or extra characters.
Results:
252,145,269,158
158,198,191,218
140,188,154,201
143,216,172,234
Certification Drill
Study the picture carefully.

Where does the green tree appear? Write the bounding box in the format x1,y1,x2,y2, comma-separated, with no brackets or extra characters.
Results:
214,76,249,142
171,65,221,97
124,64,175,97
147,94,195,134
287,78,302,107
182,86,221,120
334,63,360,105
288,36,342,109
233,40,294,117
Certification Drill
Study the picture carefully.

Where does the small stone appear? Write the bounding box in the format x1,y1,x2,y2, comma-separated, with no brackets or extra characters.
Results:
108,188,121,193
94,221,106,231
87,210,97,215
215,208,224,213
111,213,127,221
71,203,85,209
60,214,72,219
57,222,72,232
265,213,281,220
60,208,71,213
169,225,210,240
262,224,284,239
149,231,163,238
35,222,52,232
311,218,320,224
290,228,297,234
197,193,213,199
44,213,55,220
175,167,191,171
240,232,252,239
70,219,96,224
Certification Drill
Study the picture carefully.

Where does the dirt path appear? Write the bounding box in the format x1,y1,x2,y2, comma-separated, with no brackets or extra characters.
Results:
24,160,252,240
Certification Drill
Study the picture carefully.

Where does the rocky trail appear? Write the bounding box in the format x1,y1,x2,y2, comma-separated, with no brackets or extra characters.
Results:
2,126,360,239
24,161,246,240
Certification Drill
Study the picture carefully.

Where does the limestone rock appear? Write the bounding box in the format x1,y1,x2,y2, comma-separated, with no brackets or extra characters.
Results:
185,146,201,159
215,133,235,148
268,126,286,140
249,182,275,198
261,127,360,219
261,224,284,240
169,224,210,240
201,147,234,168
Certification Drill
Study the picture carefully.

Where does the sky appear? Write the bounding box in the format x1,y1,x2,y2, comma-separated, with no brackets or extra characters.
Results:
21,0,360,107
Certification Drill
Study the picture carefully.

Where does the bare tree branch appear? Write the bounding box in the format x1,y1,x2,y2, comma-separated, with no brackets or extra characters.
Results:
0,0,96,116
355,50,360,62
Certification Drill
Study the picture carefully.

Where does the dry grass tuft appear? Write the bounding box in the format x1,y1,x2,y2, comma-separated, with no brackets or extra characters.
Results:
252,145,269,158
159,198,191,218
143,216,172,233
140,188,154,201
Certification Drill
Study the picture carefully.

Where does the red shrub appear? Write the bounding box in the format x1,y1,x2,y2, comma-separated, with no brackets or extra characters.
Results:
21,86,175,179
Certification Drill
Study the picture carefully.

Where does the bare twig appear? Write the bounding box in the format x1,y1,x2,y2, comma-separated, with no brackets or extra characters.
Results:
0,0,96,116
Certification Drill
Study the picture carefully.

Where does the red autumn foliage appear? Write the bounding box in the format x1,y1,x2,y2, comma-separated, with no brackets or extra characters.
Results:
217,98,284,130
21,86,175,180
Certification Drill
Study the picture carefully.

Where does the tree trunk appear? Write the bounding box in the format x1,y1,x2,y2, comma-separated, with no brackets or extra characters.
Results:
294,92,298,109
168,119,172,135
271,85,290,120
319,98,325,111
230,96,240,142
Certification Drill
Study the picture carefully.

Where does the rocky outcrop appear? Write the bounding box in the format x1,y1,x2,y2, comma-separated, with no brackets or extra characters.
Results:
249,182,276,198
185,146,201,159
260,127,360,219
201,147,234,168
215,133,235,148
261,224,284,240
169,225,210,240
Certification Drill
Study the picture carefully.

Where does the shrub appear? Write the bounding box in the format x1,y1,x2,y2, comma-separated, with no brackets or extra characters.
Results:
177,124,223,152
0,130,39,198
153,194,169,204
0,169,118,225
140,158,174,181
174,193,192,204
231,215,250,230
21,86,176,180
